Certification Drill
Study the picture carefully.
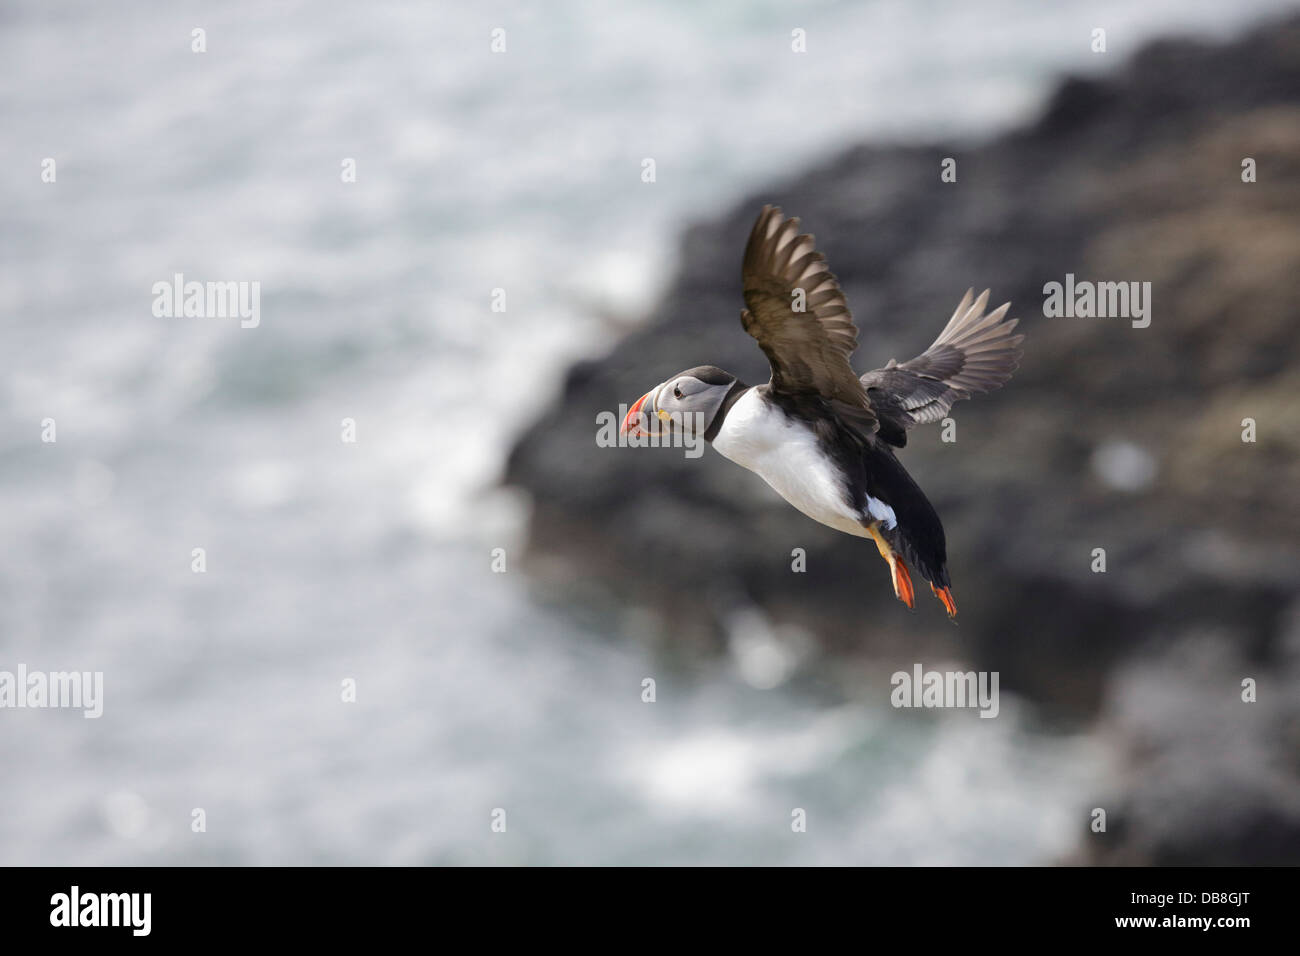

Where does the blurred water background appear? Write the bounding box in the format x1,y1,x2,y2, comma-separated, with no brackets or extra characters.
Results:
1,0,1292,865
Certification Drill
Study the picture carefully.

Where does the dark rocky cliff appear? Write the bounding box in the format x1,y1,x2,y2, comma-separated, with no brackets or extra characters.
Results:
506,18,1300,864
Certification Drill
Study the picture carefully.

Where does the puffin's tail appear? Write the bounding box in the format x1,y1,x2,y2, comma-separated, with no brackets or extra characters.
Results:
866,448,957,618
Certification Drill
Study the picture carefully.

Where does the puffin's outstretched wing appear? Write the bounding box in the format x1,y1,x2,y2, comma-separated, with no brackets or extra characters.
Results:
740,205,877,429
860,288,1023,447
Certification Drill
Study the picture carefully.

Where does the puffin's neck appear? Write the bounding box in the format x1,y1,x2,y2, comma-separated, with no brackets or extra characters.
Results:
703,379,751,443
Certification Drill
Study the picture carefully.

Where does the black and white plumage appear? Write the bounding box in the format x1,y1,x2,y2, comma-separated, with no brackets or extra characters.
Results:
622,205,1024,617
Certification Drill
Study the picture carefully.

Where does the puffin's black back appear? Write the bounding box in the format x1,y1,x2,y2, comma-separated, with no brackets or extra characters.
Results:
766,387,950,589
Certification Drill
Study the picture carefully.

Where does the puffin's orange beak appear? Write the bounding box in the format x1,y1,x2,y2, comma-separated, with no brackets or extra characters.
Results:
621,391,652,436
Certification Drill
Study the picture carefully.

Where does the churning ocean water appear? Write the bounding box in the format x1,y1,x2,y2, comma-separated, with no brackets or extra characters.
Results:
0,0,1288,865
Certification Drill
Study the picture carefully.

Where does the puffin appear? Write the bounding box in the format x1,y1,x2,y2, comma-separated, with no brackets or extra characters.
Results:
620,205,1024,618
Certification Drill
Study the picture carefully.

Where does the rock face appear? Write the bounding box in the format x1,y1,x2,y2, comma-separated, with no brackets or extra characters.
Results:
505,18,1300,863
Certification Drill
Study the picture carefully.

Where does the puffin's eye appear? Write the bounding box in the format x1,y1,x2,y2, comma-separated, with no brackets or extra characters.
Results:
673,384,683,399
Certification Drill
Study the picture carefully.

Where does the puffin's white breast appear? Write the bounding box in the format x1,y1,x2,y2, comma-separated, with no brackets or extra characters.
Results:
709,389,896,536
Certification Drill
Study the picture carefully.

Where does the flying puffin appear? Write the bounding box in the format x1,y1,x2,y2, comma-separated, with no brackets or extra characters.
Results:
620,205,1024,618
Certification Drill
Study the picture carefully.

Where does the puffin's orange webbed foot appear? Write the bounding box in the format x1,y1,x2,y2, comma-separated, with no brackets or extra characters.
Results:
930,582,958,619
866,521,915,610
889,557,915,609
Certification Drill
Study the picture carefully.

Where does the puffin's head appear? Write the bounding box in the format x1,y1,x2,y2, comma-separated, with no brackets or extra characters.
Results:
621,365,739,440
